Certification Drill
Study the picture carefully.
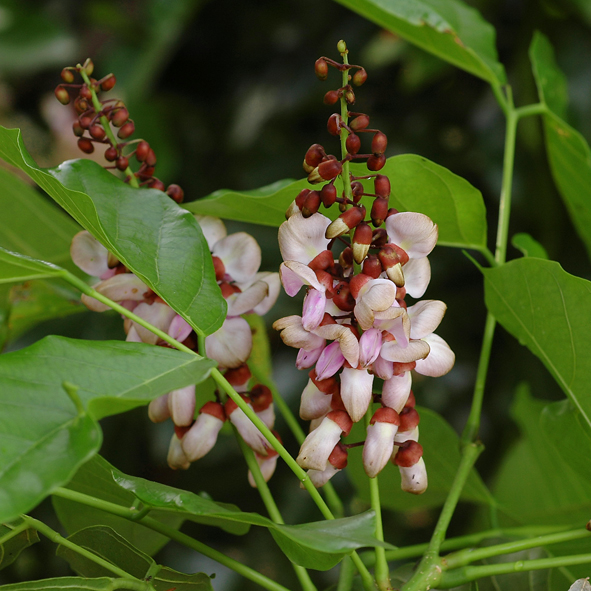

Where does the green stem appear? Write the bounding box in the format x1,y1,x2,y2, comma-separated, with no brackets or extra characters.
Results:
62,381,86,417
0,520,29,545
491,83,508,116
339,44,352,204
514,102,548,120
78,66,140,188
336,556,355,591
51,488,290,591
439,553,591,589
445,526,591,569
21,515,141,582
365,410,390,590
238,437,317,591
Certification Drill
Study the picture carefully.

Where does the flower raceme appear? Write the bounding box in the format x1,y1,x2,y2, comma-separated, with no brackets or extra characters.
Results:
273,44,455,494
70,216,281,481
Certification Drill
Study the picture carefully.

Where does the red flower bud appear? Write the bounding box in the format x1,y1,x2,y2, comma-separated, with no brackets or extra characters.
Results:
346,133,361,155
352,67,367,86
326,205,366,239
89,125,106,141
79,115,93,130
349,273,372,299
320,183,337,208
351,181,364,203
136,140,150,162
318,159,342,181
77,138,94,154
394,440,423,467
367,153,386,171
333,281,355,311
54,86,70,105
72,121,84,137
372,228,388,248
350,114,369,131
374,175,390,198
362,254,383,278
295,188,311,211
117,121,135,139
339,246,353,269
74,97,89,114
61,68,75,83
370,406,400,426
323,90,340,105
146,148,157,167
305,144,325,168
302,190,321,218
116,156,129,171
371,197,389,227
399,407,420,432
327,113,342,137
100,74,116,91
371,131,388,154
315,58,329,80
111,107,129,127
308,249,334,272
104,146,118,161
79,85,92,101
250,385,273,412
344,88,355,104
149,178,166,191
352,222,373,263
167,184,184,204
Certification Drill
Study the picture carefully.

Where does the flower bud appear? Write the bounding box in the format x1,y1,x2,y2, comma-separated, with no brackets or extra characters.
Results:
352,67,367,86
363,407,400,477
305,144,325,169
351,181,364,203
167,434,190,470
323,90,340,105
136,140,150,162
394,440,423,467
326,205,366,239
89,125,106,141
372,131,388,154
362,254,382,278
72,121,84,137
371,196,389,227
352,222,372,264
149,178,166,191
346,133,361,155
117,121,135,139
111,107,129,127
61,68,75,83
302,190,321,217
104,146,118,162
339,246,353,269
399,407,420,432
79,85,92,101
167,184,184,204
374,174,391,198
224,396,268,456
367,153,386,171
77,138,94,154
54,86,70,105
146,148,157,167
337,40,347,53
320,183,337,208
83,58,94,76
333,281,355,311
182,401,226,462
100,74,116,91
399,457,428,495
350,114,369,131
327,113,342,137
344,87,355,104
116,156,129,171
74,97,89,114
315,58,329,80
372,228,388,248
306,443,348,488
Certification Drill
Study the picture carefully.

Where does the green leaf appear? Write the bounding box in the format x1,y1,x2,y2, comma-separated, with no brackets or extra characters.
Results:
107,463,391,570
529,33,591,261
0,128,226,336
511,233,548,259
332,0,505,85
188,156,487,250
0,247,64,284
0,522,39,570
492,384,591,526
347,407,493,510
53,455,186,557
540,399,591,476
0,335,216,523
483,258,591,429
0,577,118,591
57,526,213,591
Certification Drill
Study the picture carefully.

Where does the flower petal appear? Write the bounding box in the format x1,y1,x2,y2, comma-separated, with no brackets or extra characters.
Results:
70,231,110,277
296,416,343,470
213,232,261,283
404,257,431,298
340,368,374,423
313,324,359,367
382,373,412,412
302,289,326,331
408,300,447,340
206,316,253,368
182,413,224,462
274,315,325,351
386,212,438,259
399,457,428,494
252,272,281,316
300,379,333,420
280,261,325,297
226,280,269,316
314,341,345,380
380,339,430,363
168,384,196,427
363,422,398,478
414,333,455,377
194,215,227,250
132,302,177,345
167,434,190,470
278,212,331,264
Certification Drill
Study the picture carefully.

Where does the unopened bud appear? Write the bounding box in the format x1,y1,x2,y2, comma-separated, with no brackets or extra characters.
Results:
394,440,423,467
337,40,347,54
100,74,116,91
352,222,372,264
328,442,348,469
374,175,391,198
89,125,106,141
362,254,382,278
77,138,94,154
352,67,367,86
149,178,166,191
61,68,75,83
372,228,388,248
351,181,364,203
72,121,84,137
320,183,337,208
167,184,184,204
135,141,150,162
146,148,157,167
111,107,129,127
104,146,118,161
117,121,135,139
79,115,93,130
372,131,388,154
302,190,321,218
350,114,369,131
54,86,70,105
333,281,355,311
339,246,353,269
79,85,92,101
315,58,329,80
116,156,129,171
325,205,366,239
399,407,420,432
327,113,342,137
83,58,94,76
318,159,342,180
349,273,372,299
324,90,340,105
367,153,386,171
371,197,389,227
346,133,361,155
74,97,88,114
305,144,325,168
295,188,311,211
344,88,355,104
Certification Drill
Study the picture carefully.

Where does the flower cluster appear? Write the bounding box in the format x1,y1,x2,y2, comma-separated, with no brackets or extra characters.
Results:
273,42,455,493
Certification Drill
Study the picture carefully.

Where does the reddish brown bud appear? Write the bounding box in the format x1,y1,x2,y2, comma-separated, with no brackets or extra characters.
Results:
116,156,129,171
323,90,340,105
167,184,184,204
367,153,386,171
149,178,166,191
136,140,150,162
74,97,89,114
351,181,364,203
318,159,342,181
327,113,342,137
146,148,157,167
72,121,84,137
200,401,226,422
100,74,116,91
352,222,373,263
138,166,155,180
399,407,420,432
381,243,409,266
363,255,382,279
295,188,311,211
350,114,369,131
78,86,92,101
89,125,106,141
372,228,388,248
320,183,337,208
83,59,94,76
387,208,399,219
352,67,367,86
111,107,129,127
117,121,135,139
309,369,339,395
328,442,348,469
305,144,325,168
405,391,416,409
61,68,75,83
394,440,423,467
104,146,118,162
333,281,355,311
339,246,353,269
79,115,93,130
371,131,388,154
220,282,241,298
174,424,191,440
374,175,390,198
250,384,273,412
225,364,252,387
315,58,329,81
346,133,361,155
344,88,355,104
77,138,94,154
54,86,70,105
326,205,366,239
370,406,400,426
326,409,353,436
349,273,372,299
371,197,389,227
308,250,334,272
302,190,321,218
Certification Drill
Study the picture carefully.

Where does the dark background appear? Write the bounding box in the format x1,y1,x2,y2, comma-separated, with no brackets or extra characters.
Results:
1,0,590,589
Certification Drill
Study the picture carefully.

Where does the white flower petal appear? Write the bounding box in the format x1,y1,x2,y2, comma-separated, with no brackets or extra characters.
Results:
414,333,455,377
300,379,332,421
340,368,374,423
132,302,177,345
408,300,447,340
168,384,196,427
363,422,398,478
252,272,281,316
182,413,224,461
226,280,269,317
380,339,430,363
70,231,110,277
205,316,253,368
213,232,261,283
167,435,190,470
313,324,359,367
399,457,428,494
404,257,431,298
296,416,342,471
148,394,170,423
386,212,438,259
382,373,412,412
278,212,331,264
194,215,227,249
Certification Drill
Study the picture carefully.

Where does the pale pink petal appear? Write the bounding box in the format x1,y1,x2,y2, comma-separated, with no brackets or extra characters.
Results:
296,343,325,369
82,292,112,313
386,212,438,259
248,455,279,487
381,339,430,363
194,215,227,250
280,261,325,297
358,279,397,311
382,373,412,412
213,232,261,283
404,257,431,298
125,326,143,343
394,426,419,446
278,212,331,264
226,280,269,317
167,434,190,470
358,328,382,368
296,416,343,470
340,368,374,423
182,413,224,461
414,333,455,377
168,385,196,427
305,465,341,488
85,274,149,311
256,406,275,429
372,353,394,380
400,457,428,494
132,302,177,345
148,394,170,423
70,230,110,277
206,316,253,368
313,324,359,368
300,379,332,420
168,314,193,342
252,272,281,316
408,300,447,340
302,289,326,331
274,315,325,351
314,341,345,380
363,422,398,478
228,403,269,455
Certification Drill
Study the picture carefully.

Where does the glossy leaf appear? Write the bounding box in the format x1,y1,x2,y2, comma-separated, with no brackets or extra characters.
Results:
530,33,591,261
109,465,391,570
483,258,591,429
511,233,548,259
188,156,487,250
0,128,226,336
333,0,505,84
0,578,119,591
57,526,213,591
0,523,39,570
0,336,216,523
347,407,493,510
0,247,65,284
493,385,591,526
